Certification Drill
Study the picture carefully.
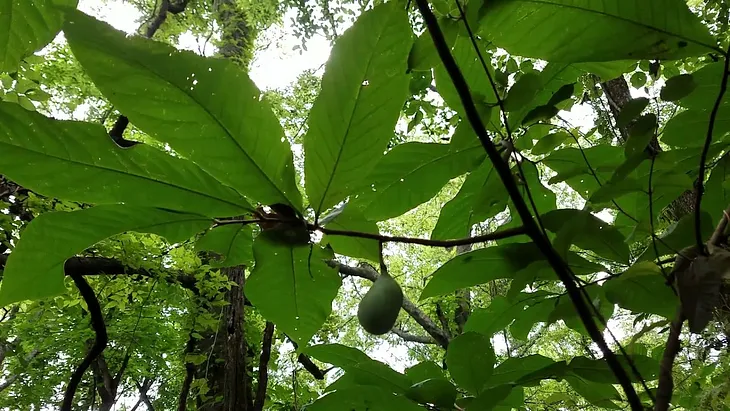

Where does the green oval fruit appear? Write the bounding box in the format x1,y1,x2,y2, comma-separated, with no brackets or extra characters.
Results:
357,273,403,335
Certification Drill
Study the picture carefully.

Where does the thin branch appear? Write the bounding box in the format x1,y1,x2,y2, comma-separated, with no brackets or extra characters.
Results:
414,1,640,408
695,44,730,252
655,308,685,411
254,322,275,411
330,261,450,347
0,349,40,392
315,224,527,248
286,337,328,380
61,276,108,411
390,328,437,344
177,332,196,411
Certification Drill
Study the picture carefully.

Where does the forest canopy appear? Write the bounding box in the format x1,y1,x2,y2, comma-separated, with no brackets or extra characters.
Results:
1,0,730,410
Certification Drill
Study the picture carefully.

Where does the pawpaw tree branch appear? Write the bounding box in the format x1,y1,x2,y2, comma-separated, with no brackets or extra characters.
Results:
414,0,641,408
390,328,437,345
61,275,108,411
330,260,450,348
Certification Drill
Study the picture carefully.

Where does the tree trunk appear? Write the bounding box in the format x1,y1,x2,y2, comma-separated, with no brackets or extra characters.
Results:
197,266,253,411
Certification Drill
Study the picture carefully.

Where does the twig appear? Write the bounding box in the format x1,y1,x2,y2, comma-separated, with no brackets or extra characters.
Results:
391,328,437,344
655,308,685,411
695,44,730,252
315,224,527,247
61,275,108,411
254,322,275,411
413,1,641,408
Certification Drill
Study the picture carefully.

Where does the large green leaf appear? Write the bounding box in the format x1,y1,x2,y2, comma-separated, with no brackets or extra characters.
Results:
565,375,622,409
420,243,542,300
431,158,508,241
195,224,253,268
466,385,512,411
446,332,495,395
661,106,730,147
603,262,679,319
0,0,77,72
246,237,340,346
702,153,730,227
479,0,715,62
636,211,713,262
405,362,446,384
321,208,379,261
510,296,555,340
508,64,582,127
487,355,557,388
464,296,529,337
678,62,729,110
304,344,412,393
0,205,210,305
542,209,630,263
304,386,421,411
350,142,485,221
547,284,615,336
303,2,411,215
543,145,625,199
63,10,301,209
569,355,659,383
0,102,251,217
434,35,498,115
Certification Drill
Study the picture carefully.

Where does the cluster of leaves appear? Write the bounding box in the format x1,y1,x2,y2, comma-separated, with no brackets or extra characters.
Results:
1,0,730,410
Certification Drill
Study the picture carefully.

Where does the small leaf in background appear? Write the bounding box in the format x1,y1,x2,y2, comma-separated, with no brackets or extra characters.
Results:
304,344,412,393
631,71,647,88
661,73,697,101
604,262,679,319
624,113,657,157
320,208,379,261
0,205,211,305
531,131,572,155
246,238,341,346
420,243,541,300
616,97,650,128
304,2,412,215
541,209,630,263
195,224,253,268
405,378,457,408
521,105,560,125
546,83,575,107
503,72,541,112
446,332,495,395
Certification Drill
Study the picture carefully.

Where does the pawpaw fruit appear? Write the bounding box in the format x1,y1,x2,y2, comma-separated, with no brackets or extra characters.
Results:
357,273,403,335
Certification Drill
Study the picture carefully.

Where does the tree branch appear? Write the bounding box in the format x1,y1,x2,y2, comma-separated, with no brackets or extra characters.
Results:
254,322,275,411
316,225,527,248
414,1,640,407
331,261,450,348
61,275,108,411
696,44,730,251
391,328,437,344
177,333,196,411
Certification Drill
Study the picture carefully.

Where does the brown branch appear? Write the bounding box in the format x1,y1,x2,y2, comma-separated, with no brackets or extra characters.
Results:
285,337,327,380
315,224,527,247
390,328,437,344
330,261,450,348
254,322,275,411
61,275,108,411
415,0,640,407
177,333,196,411
134,378,155,411
655,308,685,411
695,44,730,250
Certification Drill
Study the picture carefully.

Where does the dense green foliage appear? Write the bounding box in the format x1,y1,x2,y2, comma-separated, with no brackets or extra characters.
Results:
1,0,730,410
